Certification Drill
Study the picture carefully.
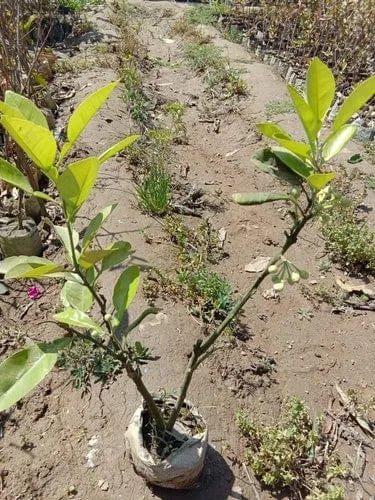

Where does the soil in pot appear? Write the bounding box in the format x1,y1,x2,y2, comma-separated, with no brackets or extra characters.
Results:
125,397,208,489
0,217,43,257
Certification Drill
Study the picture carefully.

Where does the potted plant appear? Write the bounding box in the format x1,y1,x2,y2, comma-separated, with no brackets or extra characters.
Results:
0,61,373,489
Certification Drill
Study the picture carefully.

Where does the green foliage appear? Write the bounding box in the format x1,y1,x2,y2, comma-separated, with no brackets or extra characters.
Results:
186,2,230,26
59,0,101,12
238,399,345,497
0,83,153,412
163,101,187,144
136,163,171,216
58,340,122,391
265,99,295,117
224,25,244,44
185,42,246,97
122,61,150,125
322,198,375,271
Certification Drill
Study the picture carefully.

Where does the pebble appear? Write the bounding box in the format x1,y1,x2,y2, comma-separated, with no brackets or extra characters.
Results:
98,480,109,491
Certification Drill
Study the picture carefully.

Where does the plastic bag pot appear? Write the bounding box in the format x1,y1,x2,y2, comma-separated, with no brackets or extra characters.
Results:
125,400,208,489
0,217,42,257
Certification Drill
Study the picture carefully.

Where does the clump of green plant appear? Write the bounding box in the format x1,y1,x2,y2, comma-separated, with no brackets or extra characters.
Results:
163,101,187,144
59,0,100,12
186,5,219,26
136,163,171,216
58,340,122,391
322,198,375,271
185,42,246,97
238,399,345,497
122,60,150,126
224,25,244,44
265,99,295,117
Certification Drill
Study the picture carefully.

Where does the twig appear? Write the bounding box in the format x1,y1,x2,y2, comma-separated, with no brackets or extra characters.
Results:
242,462,261,500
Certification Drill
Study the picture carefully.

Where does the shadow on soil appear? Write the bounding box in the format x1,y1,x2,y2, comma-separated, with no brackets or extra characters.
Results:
151,445,247,499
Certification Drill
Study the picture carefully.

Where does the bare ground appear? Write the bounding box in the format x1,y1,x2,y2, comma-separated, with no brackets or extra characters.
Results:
1,1,375,499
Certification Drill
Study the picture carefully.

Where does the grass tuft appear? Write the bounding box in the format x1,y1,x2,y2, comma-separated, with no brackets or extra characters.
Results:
136,163,171,216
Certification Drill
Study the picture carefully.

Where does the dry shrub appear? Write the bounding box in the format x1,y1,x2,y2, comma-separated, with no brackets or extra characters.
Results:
231,0,375,92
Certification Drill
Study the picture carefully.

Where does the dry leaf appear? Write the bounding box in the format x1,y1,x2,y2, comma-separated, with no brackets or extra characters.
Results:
245,256,270,273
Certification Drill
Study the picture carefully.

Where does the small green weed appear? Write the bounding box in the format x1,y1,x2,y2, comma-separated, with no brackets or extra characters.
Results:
163,101,187,144
296,307,314,321
122,61,150,126
322,198,375,271
59,0,101,12
58,340,122,392
363,141,375,164
224,26,244,44
265,99,295,117
185,42,246,97
186,2,230,26
136,163,171,216
238,398,346,498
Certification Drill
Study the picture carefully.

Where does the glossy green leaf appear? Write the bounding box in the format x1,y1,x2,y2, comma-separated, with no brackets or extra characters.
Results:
0,116,56,172
288,85,320,148
60,81,119,161
78,249,115,269
5,91,48,128
333,75,375,131
6,262,65,279
53,224,80,264
57,157,100,219
101,241,132,272
272,138,311,159
0,256,49,275
232,192,291,205
307,173,336,191
32,191,56,202
322,124,357,161
82,204,117,250
257,122,291,141
272,147,313,178
98,135,139,164
0,101,24,119
61,280,94,312
306,58,335,122
54,308,103,333
0,158,33,193
0,342,61,412
252,148,301,185
113,265,140,318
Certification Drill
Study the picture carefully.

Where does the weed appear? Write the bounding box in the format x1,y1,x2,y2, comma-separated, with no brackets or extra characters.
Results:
265,99,295,117
296,307,314,321
238,398,346,497
186,5,218,26
163,101,187,144
185,42,246,97
363,141,375,164
122,61,150,126
136,163,171,216
58,340,122,392
224,26,244,44
322,198,375,272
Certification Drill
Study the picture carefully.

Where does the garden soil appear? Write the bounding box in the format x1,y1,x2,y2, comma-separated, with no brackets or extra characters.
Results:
1,1,375,499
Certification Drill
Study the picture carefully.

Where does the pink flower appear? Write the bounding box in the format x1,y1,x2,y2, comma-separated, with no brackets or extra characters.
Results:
28,286,42,300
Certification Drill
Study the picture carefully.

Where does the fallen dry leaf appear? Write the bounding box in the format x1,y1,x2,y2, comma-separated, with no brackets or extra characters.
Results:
245,256,270,273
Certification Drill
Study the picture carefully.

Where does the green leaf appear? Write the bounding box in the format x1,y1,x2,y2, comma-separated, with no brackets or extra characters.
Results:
257,122,291,141
98,135,139,163
32,191,56,202
272,138,311,159
57,157,100,219
0,158,33,193
288,85,320,148
272,147,313,178
78,249,115,269
307,173,336,191
53,224,80,264
306,57,335,122
0,256,49,275
59,81,119,161
82,204,117,250
5,91,49,128
232,192,291,205
322,124,357,161
252,148,301,185
5,262,65,279
333,75,375,131
348,154,363,164
61,281,94,312
0,343,60,412
0,116,57,172
54,308,104,334
113,265,140,319
0,101,24,119
101,241,132,272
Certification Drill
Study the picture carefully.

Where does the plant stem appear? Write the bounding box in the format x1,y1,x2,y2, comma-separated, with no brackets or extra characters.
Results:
166,204,314,431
